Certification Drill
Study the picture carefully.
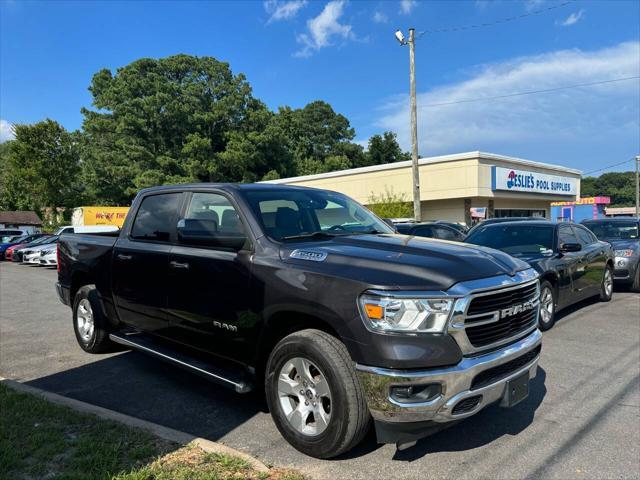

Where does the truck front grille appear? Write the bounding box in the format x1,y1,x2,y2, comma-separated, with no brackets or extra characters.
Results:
464,282,539,349
471,345,542,390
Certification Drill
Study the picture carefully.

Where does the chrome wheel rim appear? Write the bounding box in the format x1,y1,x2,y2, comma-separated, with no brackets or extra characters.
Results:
540,287,554,324
604,269,613,297
277,357,332,436
76,299,94,342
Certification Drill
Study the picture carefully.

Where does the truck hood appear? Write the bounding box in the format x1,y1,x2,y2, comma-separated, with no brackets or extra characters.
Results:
604,238,639,250
279,233,531,291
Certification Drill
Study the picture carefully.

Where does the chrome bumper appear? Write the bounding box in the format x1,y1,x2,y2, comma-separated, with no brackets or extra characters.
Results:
356,329,542,424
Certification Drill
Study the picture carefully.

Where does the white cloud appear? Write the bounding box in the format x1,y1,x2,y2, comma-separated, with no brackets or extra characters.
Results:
295,1,354,58
399,0,417,14
374,42,640,164
373,11,388,23
0,120,15,143
558,9,584,27
264,0,307,23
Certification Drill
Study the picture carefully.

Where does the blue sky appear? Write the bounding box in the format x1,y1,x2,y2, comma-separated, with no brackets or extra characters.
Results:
1,0,639,174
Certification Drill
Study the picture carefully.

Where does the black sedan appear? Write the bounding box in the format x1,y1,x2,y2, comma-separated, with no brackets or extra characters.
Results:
582,217,640,291
465,221,614,330
394,221,466,241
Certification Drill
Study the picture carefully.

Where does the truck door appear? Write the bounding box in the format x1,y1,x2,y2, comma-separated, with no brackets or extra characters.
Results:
165,191,255,363
112,192,183,334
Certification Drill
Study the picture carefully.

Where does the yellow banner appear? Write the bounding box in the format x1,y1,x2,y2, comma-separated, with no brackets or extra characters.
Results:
81,207,130,227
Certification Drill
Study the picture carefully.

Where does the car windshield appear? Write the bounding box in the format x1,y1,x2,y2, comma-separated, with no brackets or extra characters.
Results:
244,189,394,241
466,225,555,255
29,235,52,245
582,221,639,240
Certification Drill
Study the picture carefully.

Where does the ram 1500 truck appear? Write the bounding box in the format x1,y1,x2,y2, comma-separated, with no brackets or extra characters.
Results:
57,183,542,459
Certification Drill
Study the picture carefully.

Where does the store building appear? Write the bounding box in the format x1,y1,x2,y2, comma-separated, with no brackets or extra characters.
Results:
551,196,610,222
266,151,581,224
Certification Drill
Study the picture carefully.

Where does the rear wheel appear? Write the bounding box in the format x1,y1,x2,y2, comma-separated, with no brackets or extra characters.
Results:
265,329,370,459
538,281,556,331
599,265,613,301
72,285,114,353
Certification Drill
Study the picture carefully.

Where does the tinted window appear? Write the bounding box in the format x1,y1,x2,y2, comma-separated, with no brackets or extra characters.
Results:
412,226,434,237
433,226,462,241
131,193,181,242
573,226,595,246
182,192,245,236
466,225,554,254
558,226,578,246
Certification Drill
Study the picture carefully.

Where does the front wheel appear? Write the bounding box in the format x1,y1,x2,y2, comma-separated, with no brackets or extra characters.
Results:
265,329,370,459
538,281,556,331
599,265,614,302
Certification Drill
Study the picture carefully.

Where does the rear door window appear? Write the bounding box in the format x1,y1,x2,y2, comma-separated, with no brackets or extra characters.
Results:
572,226,596,246
131,193,182,242
558,225,579,247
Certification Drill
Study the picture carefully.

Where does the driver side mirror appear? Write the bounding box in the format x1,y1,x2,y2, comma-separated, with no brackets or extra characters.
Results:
560,242,582,253
177,219,247,251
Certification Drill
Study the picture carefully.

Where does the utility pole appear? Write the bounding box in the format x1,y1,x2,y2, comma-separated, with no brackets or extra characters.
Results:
395,28,421,221
636,155,639,218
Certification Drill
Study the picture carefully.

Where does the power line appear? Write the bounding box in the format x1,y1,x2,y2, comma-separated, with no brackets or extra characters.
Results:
583,158,635,176
420,76,640,109
416,0,576,37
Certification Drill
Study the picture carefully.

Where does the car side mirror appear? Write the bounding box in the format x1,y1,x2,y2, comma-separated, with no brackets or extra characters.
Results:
560,242,582,253
177,219,247,251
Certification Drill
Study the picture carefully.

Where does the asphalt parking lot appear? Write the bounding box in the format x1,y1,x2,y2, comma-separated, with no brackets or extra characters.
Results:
1,262,638,480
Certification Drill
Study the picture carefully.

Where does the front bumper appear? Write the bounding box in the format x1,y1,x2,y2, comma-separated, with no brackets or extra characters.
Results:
356,329,541,440
613,257,638,282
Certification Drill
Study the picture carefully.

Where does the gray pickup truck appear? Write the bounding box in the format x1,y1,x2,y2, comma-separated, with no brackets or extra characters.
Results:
57,183,542,458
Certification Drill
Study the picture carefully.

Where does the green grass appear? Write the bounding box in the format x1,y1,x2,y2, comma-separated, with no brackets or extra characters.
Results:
0,384,304,480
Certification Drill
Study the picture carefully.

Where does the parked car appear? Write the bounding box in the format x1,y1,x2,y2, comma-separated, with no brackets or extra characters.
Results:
465,221,614,330
1,233,49,261
0,229,26,243
582,218,640,291
57,183,543,458
12,234,54,262
20,236,60,264
394,221,466,241
39,246,58,267
435,220,469,235
55,225,119,235
467,216,547,236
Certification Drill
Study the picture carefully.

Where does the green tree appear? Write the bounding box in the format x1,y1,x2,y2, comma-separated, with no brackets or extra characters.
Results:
365,131,410,166
81,55,283,204
367,187,412,219
581,171,636,207
0,120,81,213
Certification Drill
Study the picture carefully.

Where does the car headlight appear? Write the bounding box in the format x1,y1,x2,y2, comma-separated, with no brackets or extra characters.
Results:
359,293,454,334
614,249,634,258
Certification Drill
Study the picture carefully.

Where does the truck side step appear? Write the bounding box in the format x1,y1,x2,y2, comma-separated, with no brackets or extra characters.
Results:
109,332,253,394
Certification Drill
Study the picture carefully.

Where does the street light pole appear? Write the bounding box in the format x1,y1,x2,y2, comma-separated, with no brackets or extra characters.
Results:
636,155,640,217
408,28,421,222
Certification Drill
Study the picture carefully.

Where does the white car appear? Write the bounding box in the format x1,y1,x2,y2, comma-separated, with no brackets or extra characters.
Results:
22,242,56,264
39,247,58,267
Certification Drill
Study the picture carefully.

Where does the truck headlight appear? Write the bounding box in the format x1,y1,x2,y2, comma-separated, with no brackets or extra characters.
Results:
614,249,634,258
359,293,454,334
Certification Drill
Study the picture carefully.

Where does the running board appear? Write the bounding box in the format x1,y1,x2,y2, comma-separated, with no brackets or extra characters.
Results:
109,332,253,393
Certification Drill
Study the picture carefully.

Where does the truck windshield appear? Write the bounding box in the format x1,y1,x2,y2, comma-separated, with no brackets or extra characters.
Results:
466,225,555,255
582,221,639,240
244,189,394,241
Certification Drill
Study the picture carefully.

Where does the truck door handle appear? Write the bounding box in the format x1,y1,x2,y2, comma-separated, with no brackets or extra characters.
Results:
169,261,190,270
117,254,132,261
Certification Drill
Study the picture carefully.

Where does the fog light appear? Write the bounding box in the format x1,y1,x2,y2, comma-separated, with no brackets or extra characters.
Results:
390,383,442,404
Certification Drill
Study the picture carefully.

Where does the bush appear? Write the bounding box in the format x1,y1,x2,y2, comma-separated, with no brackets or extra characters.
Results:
367,188,413,219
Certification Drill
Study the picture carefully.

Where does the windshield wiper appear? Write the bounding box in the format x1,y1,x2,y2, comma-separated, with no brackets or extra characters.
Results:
281,232,342,241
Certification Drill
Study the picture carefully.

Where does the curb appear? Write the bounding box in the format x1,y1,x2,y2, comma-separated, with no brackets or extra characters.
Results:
0,377,269,473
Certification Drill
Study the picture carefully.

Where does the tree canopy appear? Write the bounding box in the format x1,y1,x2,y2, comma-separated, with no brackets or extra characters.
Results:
581,172,637,207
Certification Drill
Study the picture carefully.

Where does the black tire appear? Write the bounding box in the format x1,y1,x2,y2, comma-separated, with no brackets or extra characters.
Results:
538,280,556,331
631,265,640,293
265,329,370,459
599,265,614,302
72,285,114,353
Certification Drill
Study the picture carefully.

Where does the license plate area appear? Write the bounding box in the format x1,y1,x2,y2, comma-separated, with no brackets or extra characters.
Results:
504,371,529,407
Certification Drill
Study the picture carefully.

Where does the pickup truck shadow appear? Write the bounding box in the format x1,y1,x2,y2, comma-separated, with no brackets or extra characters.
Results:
382,367,548,462
28,352,546,462
27,350,265,441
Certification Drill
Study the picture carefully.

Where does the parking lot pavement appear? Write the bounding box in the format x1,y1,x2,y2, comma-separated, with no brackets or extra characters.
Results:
1,262,638,479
